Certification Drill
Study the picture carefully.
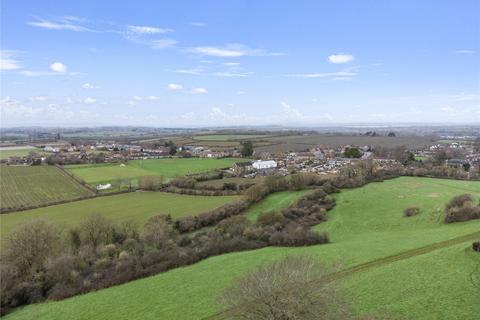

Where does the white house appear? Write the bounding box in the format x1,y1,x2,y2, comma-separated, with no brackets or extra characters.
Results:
252,160,277,170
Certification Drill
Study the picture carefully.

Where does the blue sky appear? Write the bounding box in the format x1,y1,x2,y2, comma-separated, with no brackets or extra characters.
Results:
1,0,479,127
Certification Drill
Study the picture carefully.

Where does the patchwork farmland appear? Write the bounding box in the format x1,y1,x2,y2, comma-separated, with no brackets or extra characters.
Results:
5,177,480,320
64,157,244,186
0,192,241,238
0,166,94,211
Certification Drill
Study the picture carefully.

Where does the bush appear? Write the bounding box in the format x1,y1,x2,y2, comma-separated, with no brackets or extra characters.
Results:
170,176,197,189
219,256,350,320
138,175,164,191
445,205,480,223
403,206,420,217
444,194,480,223
257,211,286,227
446,194,473,211
473,241,480,252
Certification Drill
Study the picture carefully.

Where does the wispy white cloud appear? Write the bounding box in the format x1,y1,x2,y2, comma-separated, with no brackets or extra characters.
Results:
0,50,22,70
83,97,96,104
288,71,358,78
27,16,92,32
175,66,253,77
151,39,177,49
440,106,455,112
455,50,475,54
328,53,355,64
189,44,284,57
127,25,172,34
191,87,208,94
167,83,183,91
281,101,304,119
1,96,96,125
82,83,98,89
29,96,48,101
190,22,207,27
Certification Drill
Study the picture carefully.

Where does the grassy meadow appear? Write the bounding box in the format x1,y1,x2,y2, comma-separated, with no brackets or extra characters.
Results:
245,189,311,221
64,157,244,186
6,177,480,320
0,166,94,211
0,192,240,238
0,146,40,160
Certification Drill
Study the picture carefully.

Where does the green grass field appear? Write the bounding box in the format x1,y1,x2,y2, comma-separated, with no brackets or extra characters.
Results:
0,166,94,211
0,192,240,238
245,189,311,221
0,147,40,160
5,177,480,320
64,158,244,186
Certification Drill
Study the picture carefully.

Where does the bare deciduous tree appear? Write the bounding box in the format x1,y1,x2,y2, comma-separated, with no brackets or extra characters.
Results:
78,214,114,252
3,219,61,274
220,256,351,320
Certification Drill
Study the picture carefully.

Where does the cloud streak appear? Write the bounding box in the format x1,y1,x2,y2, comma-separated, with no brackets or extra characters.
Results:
27,16,92,32
189,44,284,57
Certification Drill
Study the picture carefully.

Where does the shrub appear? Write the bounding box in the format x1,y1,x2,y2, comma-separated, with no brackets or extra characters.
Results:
445,194,473,211
170,176,197,189
403,206,420,217
139,175,164,191
473,241,480,252
444,194,480,223
257,211,286,227
219,256,350,320
445,205,480,223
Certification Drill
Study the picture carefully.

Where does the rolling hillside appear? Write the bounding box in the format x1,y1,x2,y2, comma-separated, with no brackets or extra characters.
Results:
5,177,480,320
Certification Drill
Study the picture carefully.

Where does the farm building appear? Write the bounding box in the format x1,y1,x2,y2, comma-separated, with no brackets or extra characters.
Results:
252,160,277,170
96,183,112,190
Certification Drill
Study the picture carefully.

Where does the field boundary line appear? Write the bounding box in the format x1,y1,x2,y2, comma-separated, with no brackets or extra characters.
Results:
203,231,480,320
54,164,97,193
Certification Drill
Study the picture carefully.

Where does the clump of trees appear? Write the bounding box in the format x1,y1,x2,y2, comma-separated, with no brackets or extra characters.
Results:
344,147,362,159
0,182,336,314
444,194,480,223
403,206,420,217
220,256,352,320
138,175,164,191
333,160,405,189
240,141,254,157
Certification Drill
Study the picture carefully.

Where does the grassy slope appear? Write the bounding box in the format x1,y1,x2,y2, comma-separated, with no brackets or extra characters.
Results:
0,192,240,237
6,177,480,320
0,166,93,210
345,242,480,320
245,189,311,221
65,158,244,185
